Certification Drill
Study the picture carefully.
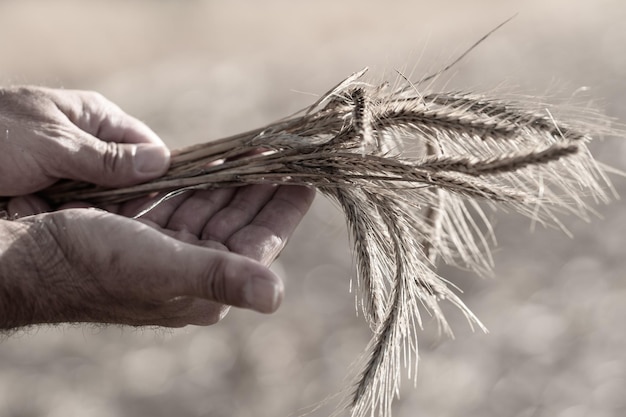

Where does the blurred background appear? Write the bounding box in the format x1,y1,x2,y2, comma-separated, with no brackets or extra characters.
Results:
1,1,626,416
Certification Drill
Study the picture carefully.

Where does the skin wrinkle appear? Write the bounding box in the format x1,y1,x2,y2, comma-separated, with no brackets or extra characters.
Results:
32,214,118,324
0,128,56,195
0,218,70,326
50,94,79,128
0,221,30,309
100,140,124,179
43,124,96,181
20,213,196,325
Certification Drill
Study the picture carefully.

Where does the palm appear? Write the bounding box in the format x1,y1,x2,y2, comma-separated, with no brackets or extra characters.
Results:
116,184,315,266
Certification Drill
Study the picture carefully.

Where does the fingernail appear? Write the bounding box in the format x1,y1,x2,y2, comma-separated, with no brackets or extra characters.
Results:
244,276,283,313
134,144,170,176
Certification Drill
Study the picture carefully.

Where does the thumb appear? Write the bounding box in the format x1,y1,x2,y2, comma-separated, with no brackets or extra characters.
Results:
98,214,284,313
162,244,284,314
56,129,171,187
170,247,285,314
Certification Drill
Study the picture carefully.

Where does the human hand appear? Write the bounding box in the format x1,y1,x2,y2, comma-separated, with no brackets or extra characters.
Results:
1,183,313,328
0,85,170,197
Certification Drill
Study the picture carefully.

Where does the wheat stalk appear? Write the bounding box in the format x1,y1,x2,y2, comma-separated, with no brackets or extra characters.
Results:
0,67,616,417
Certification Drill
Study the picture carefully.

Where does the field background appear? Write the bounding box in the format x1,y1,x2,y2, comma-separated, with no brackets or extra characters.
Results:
1,1,626,416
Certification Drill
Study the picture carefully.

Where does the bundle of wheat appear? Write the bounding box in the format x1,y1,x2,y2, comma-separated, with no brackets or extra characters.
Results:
0,64,617,416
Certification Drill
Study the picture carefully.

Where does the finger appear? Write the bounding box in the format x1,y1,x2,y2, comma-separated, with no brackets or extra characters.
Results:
159,243,284,314
137,218,229,252
201,184,278,243
41,89,170,186
226,185,315,264
45,125,170,187
95,109,164,146
166,188,237,236
6,195,51,218
126,191,192,226
117,221,284,313
51,89,165,146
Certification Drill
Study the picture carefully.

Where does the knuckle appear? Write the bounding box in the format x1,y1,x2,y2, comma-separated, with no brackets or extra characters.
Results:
200,255,240,306
99,142,123,177
203,256,229,304
77,90,120,136
77,90,109,110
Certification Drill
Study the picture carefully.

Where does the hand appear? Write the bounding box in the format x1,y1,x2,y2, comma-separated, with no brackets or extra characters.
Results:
0,86,316,329
3,184,314,328
0,85,170,196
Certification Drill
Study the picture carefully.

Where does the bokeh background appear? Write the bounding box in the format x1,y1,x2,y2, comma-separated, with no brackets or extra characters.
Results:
1,1,626,416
